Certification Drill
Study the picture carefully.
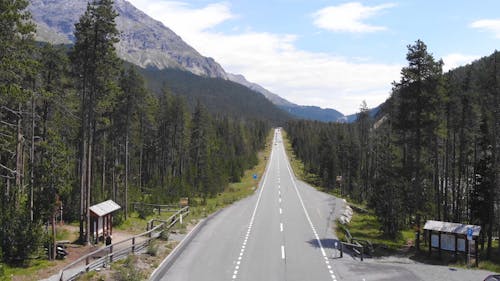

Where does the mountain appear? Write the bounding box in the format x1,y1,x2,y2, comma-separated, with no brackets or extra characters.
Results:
137,66,290,123
227,73,345,122
28,0,351,123
28,0,227,79
342,104,382,123
226,73,294,107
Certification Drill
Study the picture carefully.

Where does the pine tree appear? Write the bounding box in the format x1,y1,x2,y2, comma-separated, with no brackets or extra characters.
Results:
392,40,443,249
70,0,120,243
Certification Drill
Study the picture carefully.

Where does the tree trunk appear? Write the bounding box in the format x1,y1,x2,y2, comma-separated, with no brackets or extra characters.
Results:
16,103,23,188
30,94,35,221
125,114,129,218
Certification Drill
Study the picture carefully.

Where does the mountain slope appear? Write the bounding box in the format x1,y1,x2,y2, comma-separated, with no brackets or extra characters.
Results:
28,0,227,79
226,73,294,107
227,73,345,122
137,67,290,123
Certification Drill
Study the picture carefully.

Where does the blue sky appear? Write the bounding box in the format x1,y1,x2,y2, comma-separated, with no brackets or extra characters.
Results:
128,0,500,115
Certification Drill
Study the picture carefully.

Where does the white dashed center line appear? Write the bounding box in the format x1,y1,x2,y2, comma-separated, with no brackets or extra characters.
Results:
231,137,276,280
281,245,286,259
280,223,283,232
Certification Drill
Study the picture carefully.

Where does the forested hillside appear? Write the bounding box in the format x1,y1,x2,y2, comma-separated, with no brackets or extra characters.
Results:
137,66,290,123
0,0,269,263
286,40,499,258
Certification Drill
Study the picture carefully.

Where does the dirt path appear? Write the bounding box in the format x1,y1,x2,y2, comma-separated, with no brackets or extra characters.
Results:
23,225,143,281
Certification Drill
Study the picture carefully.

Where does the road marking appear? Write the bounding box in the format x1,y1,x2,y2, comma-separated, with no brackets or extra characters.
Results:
283,147,337,281
231,132,277,280
280,223,283,232
279,208,282,214
278,198,282,203
281,245,285,259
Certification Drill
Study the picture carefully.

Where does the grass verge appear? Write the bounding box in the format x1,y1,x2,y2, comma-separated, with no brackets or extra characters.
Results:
0,260,54,281
187,130,274,221
283,129,500,272
282,129,414,256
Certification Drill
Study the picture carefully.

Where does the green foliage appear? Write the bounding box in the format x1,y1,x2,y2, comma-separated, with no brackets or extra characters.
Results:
113,255,144,281
286,40,500,255
0,0,270,264
146,241,158,257
0,191,43,265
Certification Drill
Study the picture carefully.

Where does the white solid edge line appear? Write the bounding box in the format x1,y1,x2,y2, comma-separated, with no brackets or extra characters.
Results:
282,140,336,280
149,217,205,279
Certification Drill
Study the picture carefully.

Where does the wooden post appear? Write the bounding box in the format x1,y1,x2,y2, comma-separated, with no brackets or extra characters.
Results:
475,238,479,267
465,238,469,262
428,231,432,256
110,244,114,262
438,232,442,258
454,235,458,257
132,237,135,253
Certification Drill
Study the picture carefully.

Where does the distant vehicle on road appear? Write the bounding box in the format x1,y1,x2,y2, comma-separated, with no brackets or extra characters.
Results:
484,275,500,281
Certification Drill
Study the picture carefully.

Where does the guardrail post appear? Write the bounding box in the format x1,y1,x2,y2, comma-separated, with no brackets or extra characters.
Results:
110,245,114,262
340,243,343,258
85,256,90,271
59,271,63,281
360,246,364,261
180,213,183,224
132,237,135,253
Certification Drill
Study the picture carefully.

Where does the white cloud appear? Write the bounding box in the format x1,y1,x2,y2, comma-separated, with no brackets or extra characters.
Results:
442,53,479,72
127,0,401,114
312,2,395,33
470,19,500,38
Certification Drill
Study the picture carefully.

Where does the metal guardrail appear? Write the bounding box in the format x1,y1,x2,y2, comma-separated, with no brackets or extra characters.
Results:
57,206,190,281
339,241,365,261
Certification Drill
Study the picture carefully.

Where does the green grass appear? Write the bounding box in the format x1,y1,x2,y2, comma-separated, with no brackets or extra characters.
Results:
188,130,274,220
282,130,415,255
281,131,320,185
336,210,415,256
0,260,54,281
115,129,275,233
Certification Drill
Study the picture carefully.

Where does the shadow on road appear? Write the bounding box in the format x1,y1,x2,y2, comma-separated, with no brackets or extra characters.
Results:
307,238,341,249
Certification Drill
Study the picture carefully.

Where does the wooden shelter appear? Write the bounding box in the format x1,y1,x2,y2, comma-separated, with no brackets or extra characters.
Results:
423,220,481,266
89,200,121,243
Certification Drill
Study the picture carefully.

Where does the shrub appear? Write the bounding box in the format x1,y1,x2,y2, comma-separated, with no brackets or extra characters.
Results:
114,255,144,281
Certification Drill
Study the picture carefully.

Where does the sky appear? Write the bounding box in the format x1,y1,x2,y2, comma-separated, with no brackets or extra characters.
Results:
127,0,500,115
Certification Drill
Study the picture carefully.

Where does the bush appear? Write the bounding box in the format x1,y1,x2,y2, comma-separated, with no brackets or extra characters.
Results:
114,255,144,281
113,211,124,226
159,229,169,241
137,207,153,220
146,241,158,257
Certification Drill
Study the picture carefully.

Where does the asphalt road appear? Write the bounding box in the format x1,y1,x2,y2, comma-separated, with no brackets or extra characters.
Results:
154,128,495,281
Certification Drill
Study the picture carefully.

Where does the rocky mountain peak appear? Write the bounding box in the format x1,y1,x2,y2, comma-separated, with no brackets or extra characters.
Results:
29,0,228,79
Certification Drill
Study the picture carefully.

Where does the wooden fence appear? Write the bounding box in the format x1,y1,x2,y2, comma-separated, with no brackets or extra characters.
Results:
131,202,180,215
57,206,190,281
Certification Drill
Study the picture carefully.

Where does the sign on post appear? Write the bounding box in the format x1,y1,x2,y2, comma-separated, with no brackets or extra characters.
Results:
253,174,258,180
467,228,473,241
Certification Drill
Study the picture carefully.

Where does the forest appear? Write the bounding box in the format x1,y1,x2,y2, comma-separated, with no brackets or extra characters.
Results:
0,0,269,263
286,40,500,258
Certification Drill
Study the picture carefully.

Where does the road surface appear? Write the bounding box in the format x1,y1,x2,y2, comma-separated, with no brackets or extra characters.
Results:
153,128,495,281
